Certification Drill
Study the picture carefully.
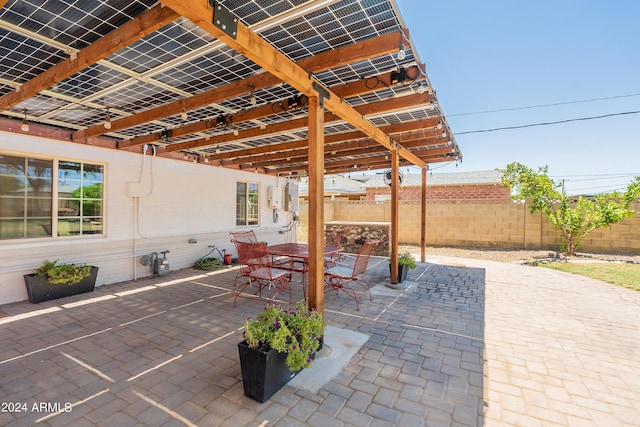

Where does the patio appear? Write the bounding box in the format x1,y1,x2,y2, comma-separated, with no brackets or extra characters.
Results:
1,255,639,426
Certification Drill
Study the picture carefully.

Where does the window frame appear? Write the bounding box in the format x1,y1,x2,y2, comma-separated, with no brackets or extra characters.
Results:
0,152,105,241
236,181,260,227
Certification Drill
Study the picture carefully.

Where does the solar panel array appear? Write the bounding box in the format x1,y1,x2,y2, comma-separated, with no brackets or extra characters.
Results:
0,0,460,173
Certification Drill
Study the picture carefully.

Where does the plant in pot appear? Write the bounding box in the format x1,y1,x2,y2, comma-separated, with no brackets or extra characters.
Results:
24,259,99,304
389,251,417,284
238,302,325,402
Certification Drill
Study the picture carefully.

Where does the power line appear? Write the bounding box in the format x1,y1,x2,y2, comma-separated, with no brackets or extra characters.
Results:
449,93,640,117
455,110,640,135
552,174,639,182
551,172,639,178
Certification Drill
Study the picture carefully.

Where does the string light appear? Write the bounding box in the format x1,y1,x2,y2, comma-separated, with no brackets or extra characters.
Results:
104,109,112,130
20,110,29,132
249,84,257,105
397,42,406,60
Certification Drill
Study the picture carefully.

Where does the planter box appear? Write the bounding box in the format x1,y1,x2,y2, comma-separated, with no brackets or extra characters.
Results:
389,263,409,283
238,340,301,403
24,267,99,304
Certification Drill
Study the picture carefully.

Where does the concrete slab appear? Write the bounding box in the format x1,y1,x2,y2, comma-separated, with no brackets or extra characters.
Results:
370,280,418,295
288,325,369,393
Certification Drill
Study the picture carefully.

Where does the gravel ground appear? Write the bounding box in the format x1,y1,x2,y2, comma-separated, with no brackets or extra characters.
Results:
399,245,640,264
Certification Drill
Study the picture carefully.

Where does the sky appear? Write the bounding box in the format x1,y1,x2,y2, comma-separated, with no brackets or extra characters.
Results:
396,0,640,195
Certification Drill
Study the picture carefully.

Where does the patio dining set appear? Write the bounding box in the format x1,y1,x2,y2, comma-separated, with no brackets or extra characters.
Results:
230,230,380,310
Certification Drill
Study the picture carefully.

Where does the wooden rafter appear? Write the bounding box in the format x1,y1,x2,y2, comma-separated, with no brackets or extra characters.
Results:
233,138,450,170
159,0,425,168
269,144,457,175
0,5,179,111
74,30,407,141
204,117,442,163
119,65,427,149
162,92,433,153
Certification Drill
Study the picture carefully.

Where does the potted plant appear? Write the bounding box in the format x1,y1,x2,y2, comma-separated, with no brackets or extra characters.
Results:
389,251,417,283
238,302,325,402
24,259,99,303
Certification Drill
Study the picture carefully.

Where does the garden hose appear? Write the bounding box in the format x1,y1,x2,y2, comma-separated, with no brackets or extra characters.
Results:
194,257,223,271
194,245,225,271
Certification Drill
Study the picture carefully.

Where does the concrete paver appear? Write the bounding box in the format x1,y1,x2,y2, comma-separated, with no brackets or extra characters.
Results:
0,255,639,426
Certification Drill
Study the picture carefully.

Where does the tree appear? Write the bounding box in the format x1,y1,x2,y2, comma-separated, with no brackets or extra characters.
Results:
500,162,640,256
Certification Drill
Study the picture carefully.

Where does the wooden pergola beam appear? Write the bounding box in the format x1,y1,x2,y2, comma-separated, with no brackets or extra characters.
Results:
162,92,432,153
205,117,442,162
234,138,450,169
75,30,407,140
159,0,425,168
0,4,179,111
122,67,428,149
267,145,456,175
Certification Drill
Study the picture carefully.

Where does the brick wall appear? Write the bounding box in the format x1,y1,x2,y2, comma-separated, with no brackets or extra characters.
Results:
366,184,510,201
298,199,640,255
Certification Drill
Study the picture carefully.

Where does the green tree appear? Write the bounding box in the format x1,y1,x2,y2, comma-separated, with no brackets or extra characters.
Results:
500,163,640,256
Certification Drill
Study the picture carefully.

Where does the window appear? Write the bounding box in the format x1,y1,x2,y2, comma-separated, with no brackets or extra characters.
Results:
0,154,104,240
236,181,259,226
57,161,104,236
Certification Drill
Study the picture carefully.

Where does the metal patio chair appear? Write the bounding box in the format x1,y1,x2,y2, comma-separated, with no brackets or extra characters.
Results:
324,230,347,268
324,239,380,310
233,241,293,306
230,230,258,243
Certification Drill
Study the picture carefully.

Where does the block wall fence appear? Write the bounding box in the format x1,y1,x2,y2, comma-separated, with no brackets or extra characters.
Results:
298,199,640,255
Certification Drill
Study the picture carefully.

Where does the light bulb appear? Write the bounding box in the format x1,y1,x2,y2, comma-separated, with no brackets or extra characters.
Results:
21,118,29,132
437,119,443,129
216,145,221,154
233,127,239,136
104,112,112,129
417,81,425,94
397,43,406,60
181,107,187,121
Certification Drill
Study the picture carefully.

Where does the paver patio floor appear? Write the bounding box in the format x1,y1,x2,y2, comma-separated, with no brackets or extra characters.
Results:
1,255,639,426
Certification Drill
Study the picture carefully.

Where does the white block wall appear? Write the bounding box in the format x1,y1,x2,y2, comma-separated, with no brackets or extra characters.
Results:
0,131,297,304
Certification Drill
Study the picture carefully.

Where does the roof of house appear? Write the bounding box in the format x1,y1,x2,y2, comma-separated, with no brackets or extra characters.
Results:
298,174,365,195
0,0,461,175
298,169,503,195
362,169,504,188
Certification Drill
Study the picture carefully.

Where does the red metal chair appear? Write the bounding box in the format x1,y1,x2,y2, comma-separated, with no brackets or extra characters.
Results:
324,230,347,267
324,240,380,310
230,230,258,243
233,241,293,306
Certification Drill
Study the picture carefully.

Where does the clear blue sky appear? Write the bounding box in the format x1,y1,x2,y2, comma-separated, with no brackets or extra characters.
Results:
397,0,640,195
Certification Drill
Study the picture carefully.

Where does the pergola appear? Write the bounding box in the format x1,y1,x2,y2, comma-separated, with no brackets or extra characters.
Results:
0,0,460,312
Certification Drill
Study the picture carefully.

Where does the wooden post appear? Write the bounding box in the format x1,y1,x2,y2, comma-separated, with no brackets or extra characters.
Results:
307,96,324,314
390,149,399,283
421,166,427,262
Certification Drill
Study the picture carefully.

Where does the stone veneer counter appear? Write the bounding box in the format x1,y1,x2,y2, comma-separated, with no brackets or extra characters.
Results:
325,221,390,256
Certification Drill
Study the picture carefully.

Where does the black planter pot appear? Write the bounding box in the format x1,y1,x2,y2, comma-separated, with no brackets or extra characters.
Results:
23,267,99,304
389,263,409,283
238,340,301,403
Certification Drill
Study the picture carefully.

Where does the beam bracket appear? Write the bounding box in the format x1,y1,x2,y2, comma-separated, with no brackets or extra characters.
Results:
312,81,331,109
210,1,238,39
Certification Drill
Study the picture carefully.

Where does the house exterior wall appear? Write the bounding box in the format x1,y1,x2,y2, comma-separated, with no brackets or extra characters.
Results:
298,199,640,255
365,183,510,201
0,132,295,304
